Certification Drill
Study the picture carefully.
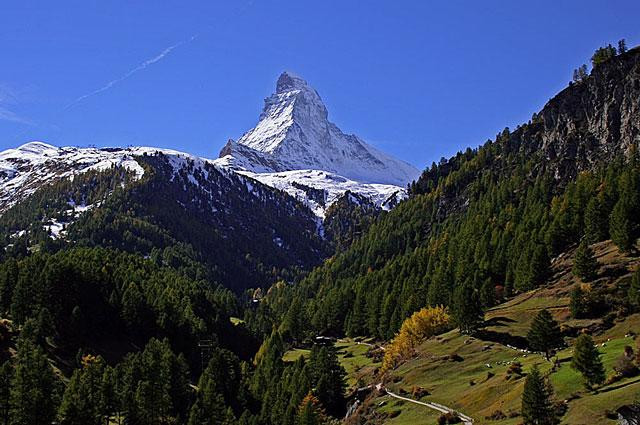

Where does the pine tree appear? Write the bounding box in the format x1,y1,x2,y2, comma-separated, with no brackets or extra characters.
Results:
279,298,305,343
515,244,550,291
521,365,556,425
610,199,634,252
584,197,607,243
58,355,106,425
9,338,58,425
618,39,627,54
451,282,484,334
187,372,234,425
0,362,12,425
572,64,589,83
480,278,496,308
306,346,346,417
572,69,579,83
100,367,121,425
569,285,587,319
527,310,563,360
571,334,606,389
572,241,598,282
591,44,617,67
579,64,588,80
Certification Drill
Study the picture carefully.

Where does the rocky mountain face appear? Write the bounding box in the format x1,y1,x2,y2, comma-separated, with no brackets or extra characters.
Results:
531,46,640,181
492,46,640,187
214,72,420,216
217,72,418,185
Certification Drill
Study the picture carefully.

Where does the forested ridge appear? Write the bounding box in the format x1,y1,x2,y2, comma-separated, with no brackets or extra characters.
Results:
1,153,327,292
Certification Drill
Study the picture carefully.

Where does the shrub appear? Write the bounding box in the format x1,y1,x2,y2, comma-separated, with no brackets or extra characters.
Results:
613,346,638,377
486,410,506,420
506,362,524,380
437,412,461,424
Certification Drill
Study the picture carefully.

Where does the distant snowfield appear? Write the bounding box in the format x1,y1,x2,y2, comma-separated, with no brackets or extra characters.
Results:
0,142,216,213
0,141,407,219
238,169,404,217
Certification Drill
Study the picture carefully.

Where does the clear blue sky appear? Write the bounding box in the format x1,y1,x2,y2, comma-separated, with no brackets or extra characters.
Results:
1,1,638,170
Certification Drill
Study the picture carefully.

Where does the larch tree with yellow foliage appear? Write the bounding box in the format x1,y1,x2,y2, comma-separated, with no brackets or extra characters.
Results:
381,306,451,373
296,393,328,425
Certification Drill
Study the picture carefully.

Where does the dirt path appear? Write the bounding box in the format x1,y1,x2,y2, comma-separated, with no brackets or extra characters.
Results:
380,384,473,424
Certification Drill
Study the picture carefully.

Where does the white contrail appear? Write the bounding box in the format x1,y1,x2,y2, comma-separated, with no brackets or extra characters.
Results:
0,85,33,125
65,35,197,110
0,106,33,125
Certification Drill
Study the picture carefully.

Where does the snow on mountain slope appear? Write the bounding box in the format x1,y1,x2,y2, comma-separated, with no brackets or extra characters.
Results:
239,169,404,218
214,71,420,215
0,141,221,213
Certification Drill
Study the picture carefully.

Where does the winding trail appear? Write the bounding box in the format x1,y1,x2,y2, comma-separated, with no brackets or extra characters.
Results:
379,384,473,424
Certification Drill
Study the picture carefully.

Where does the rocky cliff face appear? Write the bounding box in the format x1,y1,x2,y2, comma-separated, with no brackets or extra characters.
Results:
517,46,640,182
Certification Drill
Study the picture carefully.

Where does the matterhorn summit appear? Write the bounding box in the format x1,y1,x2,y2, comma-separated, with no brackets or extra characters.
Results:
215,72,420,216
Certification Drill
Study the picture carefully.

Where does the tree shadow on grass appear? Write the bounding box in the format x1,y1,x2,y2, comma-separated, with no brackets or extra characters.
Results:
598,375,640,394
483,316,517,328
474,329,528,350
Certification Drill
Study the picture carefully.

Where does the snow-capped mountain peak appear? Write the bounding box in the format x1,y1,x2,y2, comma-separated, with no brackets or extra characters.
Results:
275,71,315,94
217,72,420,188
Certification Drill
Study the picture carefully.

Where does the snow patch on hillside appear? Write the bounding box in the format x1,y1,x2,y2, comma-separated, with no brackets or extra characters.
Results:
238,169,404,217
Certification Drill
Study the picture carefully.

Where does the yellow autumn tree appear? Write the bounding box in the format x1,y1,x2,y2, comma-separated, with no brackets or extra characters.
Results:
297,393,328,425
382,305,450,373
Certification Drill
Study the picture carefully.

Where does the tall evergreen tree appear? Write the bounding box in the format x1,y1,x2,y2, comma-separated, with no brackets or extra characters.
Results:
521,365,556,425
515,244,550,291
572,241,598,282
306,346,346,417
58,355,106,425
571,334,606,389
569,285,588,319
451,282,484,334
187,370,234,425
618,39,627,54
279,298,305,343
610,199,634,252
134,339,174,425
591,44,617,67
9,338,58,425
100,366,121,425
584,197,607,243
527,310,563,360
480,278,496,308
0,362,12,425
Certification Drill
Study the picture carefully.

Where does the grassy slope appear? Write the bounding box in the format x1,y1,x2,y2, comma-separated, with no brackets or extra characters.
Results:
343,240,640,424
283,338,379,386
